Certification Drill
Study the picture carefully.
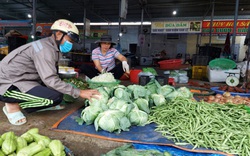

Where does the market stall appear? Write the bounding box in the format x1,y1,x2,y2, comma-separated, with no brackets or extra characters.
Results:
50,70,250,156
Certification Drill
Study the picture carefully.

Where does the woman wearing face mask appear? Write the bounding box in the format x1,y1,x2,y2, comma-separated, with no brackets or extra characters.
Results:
0,19,99,126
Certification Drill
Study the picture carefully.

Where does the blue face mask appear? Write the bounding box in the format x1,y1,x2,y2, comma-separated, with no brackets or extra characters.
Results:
59,40,73,53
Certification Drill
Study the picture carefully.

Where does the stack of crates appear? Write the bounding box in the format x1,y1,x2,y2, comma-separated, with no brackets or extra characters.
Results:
191,54,209,80
192,54,210,66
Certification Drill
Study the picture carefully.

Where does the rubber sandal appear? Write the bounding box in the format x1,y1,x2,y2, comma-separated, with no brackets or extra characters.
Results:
37,105,65,112
3,106,27,126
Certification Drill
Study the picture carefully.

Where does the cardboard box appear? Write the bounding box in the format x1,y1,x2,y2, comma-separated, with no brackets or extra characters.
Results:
207,66,240,82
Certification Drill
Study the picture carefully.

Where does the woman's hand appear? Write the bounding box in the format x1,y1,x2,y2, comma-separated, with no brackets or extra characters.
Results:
79,89,100,101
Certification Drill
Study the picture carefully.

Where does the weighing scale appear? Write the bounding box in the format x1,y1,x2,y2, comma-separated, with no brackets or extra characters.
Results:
225,72,239,87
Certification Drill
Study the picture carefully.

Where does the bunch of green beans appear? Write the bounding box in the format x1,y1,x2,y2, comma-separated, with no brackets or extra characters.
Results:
149,97,250,156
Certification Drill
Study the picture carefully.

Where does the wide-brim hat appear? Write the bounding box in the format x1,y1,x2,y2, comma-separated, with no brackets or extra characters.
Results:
95,35,116,45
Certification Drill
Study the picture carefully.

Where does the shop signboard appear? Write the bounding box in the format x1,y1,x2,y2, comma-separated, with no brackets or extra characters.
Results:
0,20,31,27
202,20,250,35
151,21,202,34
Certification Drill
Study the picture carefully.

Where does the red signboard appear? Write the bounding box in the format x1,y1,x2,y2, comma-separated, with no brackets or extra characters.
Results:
202,20,250,35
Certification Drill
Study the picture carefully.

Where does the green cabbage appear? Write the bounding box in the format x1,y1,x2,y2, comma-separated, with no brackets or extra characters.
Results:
151,94,166,106
157,85,175,97
127,84,150,99
107,97,134,115
81,105,103,125
177,87,193,98
94,110,131,133
128,107,148,126
134,98,150,113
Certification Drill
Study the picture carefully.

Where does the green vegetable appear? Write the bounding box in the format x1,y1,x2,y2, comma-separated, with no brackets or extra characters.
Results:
30,133,51,147
16,137,27,153
151,94,166,106
94,110,131,133
128,107,148,126
20,132,33,143
1,131,15,140
142,67,158,75
134,98,150,113
0,150,5,156
91,72,116,82
145,79,161,94
149,97,250,155
127,84,150,99
107,97,134,115
176,87,193,98
20,128,39,144
0,137,3,147
33,148,52,156
81,105,103,125
102,144,167,156
2,132,17,155
26,128,39,134
157,85,175,97
2,138,17,155
113,86,131,102
49,140,65,156
17,142,45,156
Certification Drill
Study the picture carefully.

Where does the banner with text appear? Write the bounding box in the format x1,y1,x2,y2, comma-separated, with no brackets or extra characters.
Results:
202,20,250,35
151,21,202,34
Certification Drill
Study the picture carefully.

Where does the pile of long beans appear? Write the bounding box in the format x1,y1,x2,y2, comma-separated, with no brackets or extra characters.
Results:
149,97,250,156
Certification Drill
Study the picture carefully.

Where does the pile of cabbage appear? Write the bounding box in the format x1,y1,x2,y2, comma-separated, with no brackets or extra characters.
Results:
77,79,193,133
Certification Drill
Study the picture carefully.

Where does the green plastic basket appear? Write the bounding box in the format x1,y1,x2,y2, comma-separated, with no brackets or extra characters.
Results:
209,58,236,70
87,79,121,89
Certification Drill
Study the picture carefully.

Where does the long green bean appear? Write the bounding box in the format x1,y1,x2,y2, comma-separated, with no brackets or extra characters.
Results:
149,97,250,156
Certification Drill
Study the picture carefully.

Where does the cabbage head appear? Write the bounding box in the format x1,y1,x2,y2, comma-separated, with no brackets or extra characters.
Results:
151,94,166,106
127,84,150,99
157,85,175,97
107,97,134,115
114,87,131,102
177,87,193,98
128,108,148,126
94,110,131,133
81,105,103,125
134,98,150,113
165,90,180,100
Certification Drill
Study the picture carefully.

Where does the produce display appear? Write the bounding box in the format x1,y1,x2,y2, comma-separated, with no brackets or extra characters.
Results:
75,79,193,133
0,128,66,156
218,85,249,93
63,78,88,103
149,97,250,156
91,73,116,82
204,92,250,106
87,72,121,88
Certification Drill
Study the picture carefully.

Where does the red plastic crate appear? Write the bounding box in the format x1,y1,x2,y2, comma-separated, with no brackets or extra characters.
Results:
158,59,182,70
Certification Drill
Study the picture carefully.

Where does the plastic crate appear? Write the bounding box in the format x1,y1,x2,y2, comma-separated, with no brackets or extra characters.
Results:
192,66,207,80
192,54,210,66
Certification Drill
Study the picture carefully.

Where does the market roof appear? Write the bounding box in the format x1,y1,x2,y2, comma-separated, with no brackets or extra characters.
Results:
0,0,250,23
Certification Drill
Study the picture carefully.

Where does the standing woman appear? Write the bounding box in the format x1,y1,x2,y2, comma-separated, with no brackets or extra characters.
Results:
80,35,130,79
